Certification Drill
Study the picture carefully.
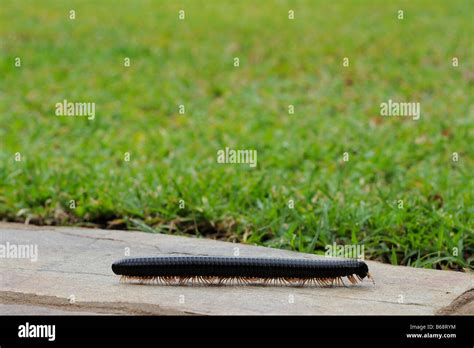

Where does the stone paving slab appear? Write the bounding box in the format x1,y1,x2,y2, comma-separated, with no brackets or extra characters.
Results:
0,223,472,315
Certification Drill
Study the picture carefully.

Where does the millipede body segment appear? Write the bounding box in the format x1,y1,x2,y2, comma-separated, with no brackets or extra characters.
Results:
112,256,373,287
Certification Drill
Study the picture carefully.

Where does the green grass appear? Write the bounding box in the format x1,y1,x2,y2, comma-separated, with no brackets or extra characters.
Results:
0,0,473,270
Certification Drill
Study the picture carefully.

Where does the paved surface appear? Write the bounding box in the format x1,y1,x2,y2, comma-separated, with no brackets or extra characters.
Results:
0,223,472,315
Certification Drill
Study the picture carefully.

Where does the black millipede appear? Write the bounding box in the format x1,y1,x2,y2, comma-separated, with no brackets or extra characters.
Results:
112,256,374,287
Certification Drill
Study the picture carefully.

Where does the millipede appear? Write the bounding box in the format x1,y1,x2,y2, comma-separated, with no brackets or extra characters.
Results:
112,256,374,287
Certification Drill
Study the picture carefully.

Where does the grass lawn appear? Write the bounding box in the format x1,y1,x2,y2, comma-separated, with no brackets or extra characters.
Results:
0,0,472,270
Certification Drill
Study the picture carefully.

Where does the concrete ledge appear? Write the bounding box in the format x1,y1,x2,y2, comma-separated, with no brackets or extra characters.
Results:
0,223,472,315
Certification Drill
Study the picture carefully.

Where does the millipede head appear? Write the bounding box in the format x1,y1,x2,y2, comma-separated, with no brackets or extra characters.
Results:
355,261,370,280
